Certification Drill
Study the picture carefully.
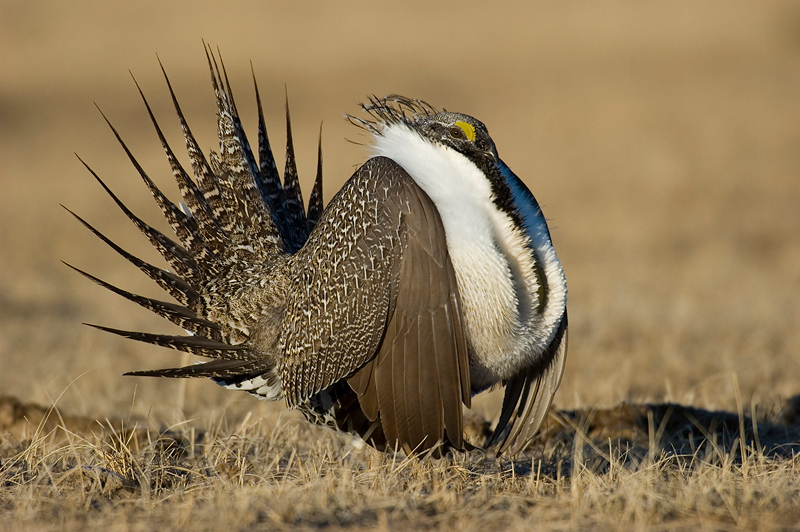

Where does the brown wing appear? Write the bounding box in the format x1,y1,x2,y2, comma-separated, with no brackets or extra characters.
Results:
281,156,470,452
490,313,568,456
348,180,470,452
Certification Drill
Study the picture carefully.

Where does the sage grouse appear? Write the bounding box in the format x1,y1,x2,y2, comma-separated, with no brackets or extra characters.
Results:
67,53,568,456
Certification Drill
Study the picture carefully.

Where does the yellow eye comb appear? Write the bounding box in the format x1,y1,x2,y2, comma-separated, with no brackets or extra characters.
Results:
453,120,476,142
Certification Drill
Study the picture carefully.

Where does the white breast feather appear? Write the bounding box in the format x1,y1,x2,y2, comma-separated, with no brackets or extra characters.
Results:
372,123,566,387
373,124,497,251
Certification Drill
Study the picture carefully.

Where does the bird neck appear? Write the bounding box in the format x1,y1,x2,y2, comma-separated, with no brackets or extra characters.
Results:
372,124,567,383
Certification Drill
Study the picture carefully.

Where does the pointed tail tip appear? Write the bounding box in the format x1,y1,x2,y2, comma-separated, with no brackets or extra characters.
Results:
123,369,167,378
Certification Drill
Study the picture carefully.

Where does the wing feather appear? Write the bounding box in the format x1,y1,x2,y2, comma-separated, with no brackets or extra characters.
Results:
283,156,470,452
492,314,568,455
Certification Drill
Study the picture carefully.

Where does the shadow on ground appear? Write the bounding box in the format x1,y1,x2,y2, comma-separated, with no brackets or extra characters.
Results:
461,396,800,478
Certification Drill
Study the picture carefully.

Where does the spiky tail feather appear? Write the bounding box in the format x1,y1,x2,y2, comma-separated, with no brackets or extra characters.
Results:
68,46,323,380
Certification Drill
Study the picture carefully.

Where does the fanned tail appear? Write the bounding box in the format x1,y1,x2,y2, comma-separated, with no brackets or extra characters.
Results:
68,49,325,381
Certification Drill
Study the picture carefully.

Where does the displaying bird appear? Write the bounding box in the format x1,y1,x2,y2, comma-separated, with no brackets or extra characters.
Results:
66,50,568,457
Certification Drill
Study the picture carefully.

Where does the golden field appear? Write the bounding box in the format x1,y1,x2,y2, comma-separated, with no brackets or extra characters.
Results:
1,1,800,530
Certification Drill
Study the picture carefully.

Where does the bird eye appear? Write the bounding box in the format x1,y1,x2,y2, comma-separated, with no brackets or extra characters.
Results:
448,126,465,139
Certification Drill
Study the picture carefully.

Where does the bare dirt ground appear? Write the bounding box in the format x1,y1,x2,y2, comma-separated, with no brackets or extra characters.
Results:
1,1,800,530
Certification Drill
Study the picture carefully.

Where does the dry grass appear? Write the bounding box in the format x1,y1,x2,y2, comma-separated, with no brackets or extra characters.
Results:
2,1,800,530
3,395,800,531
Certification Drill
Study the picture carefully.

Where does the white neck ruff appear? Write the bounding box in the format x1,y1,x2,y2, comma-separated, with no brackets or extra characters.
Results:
371,123,567,387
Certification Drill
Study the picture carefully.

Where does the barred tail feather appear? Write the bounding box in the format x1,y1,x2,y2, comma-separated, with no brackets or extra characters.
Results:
69,50,321,391
125,359,269,379
64,206,200,307
130,74,220,266
280,96,309,252
85,324,247,360
307,123,324,233
252,65,287,233
76,156,202,286
204,46,283,258
158,59,233,240
63,262,221,340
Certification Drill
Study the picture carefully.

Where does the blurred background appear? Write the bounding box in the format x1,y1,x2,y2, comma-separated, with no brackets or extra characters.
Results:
1,1,799,424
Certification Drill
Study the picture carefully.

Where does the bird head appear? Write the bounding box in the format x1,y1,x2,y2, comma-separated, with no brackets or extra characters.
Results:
347,95,499,169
